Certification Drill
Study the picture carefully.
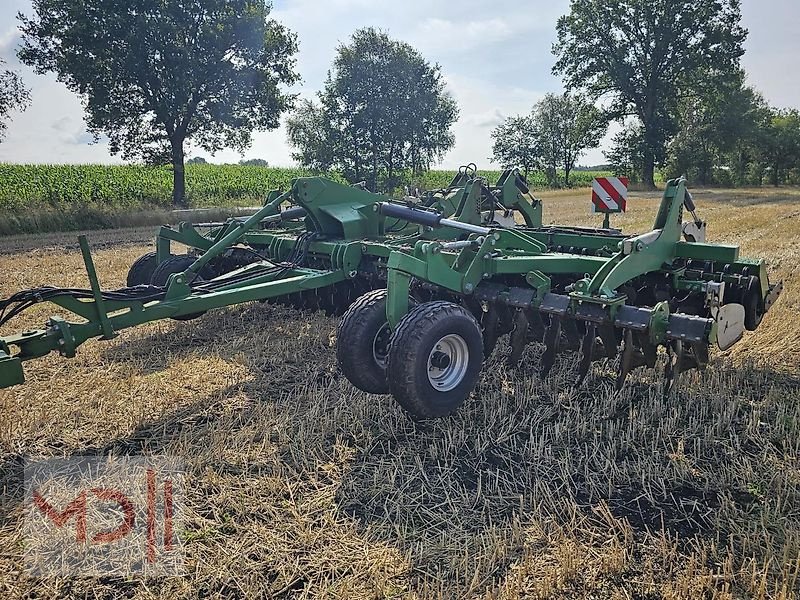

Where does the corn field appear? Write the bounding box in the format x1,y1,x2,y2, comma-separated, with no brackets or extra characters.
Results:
0,164,612,211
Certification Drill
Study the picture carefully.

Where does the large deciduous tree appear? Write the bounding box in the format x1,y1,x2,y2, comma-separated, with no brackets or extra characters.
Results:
18,0,299,207
287,28,458,192
553,0,746,188
0,58,30,141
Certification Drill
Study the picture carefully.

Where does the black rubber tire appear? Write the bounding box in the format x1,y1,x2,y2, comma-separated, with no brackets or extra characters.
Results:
150,255,214,321
126,252,161,287
386,301,484,420
742,276,764,331
337,289,394,394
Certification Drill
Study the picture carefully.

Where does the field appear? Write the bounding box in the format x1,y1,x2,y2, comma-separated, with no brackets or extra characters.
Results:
0,164,612,235
0,187,798,598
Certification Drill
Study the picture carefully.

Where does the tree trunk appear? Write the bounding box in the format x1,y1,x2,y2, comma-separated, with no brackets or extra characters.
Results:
171,139,187,208
642,152,656,190
564,166,571,188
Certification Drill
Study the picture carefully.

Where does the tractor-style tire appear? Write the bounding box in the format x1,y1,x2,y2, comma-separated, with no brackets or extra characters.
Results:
150,255,214,321
337,289,394,394
386,301,483,420
126,252,161,287
743,276,764,331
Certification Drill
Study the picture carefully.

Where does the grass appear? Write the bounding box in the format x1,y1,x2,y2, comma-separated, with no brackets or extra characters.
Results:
0,187,798,598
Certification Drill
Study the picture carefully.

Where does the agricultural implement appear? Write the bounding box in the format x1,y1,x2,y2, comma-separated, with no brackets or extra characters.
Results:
0,169,781,420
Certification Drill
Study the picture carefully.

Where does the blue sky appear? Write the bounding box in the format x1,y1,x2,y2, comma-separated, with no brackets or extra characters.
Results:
0,0,798,168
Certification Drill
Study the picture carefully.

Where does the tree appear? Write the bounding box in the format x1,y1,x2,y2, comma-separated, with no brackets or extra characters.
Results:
490,93,607,186
760,109,800,186
287,28,458,192
553,0,746,188
19,0,299,207
239,158,269,167
605,123,648,184
534,93,607,187
0,58,30,141
491,115,540,178
668,73,765,185
186,156,208,165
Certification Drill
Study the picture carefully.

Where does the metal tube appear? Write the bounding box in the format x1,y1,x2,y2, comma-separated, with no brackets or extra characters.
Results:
186,190,292,275
438,218,491,235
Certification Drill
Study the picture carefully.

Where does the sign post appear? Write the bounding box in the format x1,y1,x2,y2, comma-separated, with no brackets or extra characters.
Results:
591,176,629,229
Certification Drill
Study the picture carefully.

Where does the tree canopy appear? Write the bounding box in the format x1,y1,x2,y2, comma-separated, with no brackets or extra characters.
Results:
18,0,299,206
553,0,746,188
287,28,458,192
491,93,607,187
0,58,30,141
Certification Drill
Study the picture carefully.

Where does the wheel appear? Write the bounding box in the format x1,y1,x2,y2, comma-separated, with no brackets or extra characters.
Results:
126,252,161,287
742,276,764,331
337,290,417,394
150,255,215,321
337,289,394,394
386,301,484,419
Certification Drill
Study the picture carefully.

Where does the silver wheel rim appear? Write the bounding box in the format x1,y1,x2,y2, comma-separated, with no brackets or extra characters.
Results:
372,323,391,369
427,334,469,392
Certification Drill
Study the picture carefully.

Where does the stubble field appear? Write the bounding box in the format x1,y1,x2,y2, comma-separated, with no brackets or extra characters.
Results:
0,187,798,599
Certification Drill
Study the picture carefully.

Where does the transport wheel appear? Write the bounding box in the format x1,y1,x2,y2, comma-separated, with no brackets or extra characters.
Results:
150,255,214,321
386,301,483,419
742,276,764,331
337,289,394,394
126,252,161,287
337,290,417,394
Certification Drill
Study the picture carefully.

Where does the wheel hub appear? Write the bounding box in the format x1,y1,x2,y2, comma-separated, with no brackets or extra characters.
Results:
372,323,391,368
427,334,469,392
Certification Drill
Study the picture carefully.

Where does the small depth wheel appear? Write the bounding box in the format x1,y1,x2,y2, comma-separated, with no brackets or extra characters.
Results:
337,289,405,394
150,254,215,321
387,301,483,419
126,252,161,287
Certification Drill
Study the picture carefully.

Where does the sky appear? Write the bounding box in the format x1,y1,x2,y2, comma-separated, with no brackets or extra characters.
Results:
0,0,798,169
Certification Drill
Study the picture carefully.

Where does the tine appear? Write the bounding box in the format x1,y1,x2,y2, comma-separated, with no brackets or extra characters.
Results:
527,309,546,342
616,329,635,390
540,315,562,377
576,324,596,385
638,332,658,368
663,340,684,397
562,318,582,350
497,305,515,336
508,309,530,366
482,304,501,359
598,324,619,359
691,342,709,370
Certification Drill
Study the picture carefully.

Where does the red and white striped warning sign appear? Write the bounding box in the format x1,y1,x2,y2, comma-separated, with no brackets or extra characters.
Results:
591,177,629,213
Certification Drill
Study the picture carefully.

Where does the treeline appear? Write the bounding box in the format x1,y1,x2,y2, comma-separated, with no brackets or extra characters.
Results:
493,0,800,189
